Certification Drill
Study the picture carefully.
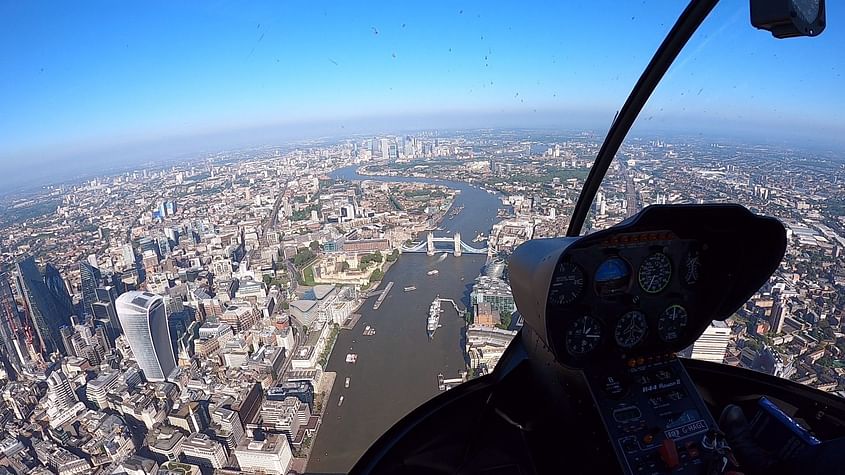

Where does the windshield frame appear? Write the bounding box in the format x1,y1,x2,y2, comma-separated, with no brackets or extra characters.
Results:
567,0,718,237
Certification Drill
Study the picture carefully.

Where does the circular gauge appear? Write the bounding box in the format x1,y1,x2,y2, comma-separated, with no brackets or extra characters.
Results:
638,252,672,293
683,250,701,285
594,257,631,297
548,261,585,306
614,310,648,349
565,315,603,356
658,305,688,342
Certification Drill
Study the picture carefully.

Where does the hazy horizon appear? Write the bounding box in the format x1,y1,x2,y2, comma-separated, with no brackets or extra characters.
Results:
3,0,845,191
2,115,843,196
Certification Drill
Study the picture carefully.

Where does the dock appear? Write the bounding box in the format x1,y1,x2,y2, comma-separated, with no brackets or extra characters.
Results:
437,373,465,391
341,313,362,330
435,297,467,318
372,281,394,310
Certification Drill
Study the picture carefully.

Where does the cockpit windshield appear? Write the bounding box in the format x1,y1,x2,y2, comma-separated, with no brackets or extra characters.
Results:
0,1,842,474
587,1,844,396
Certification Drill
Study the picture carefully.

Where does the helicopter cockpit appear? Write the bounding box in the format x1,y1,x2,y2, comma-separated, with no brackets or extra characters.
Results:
352,205,831,475
350,1,845,474
507,204,786,474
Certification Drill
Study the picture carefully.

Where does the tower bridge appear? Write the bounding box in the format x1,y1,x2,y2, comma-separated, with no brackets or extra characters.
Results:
400,232,487,256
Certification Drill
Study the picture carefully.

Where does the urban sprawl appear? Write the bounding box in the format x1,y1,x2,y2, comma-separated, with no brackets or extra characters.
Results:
0,129,843,474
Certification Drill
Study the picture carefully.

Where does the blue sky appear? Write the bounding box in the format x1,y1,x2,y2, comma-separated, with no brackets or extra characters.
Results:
1,1,844,186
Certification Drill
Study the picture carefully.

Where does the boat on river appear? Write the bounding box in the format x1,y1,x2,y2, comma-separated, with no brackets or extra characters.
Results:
427,269,439,276
427,298,441,339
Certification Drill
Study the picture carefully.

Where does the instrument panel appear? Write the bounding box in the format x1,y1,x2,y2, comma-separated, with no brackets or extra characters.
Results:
547,230,704,366
588,355,720,475
508,205,787,475
518,205,788,370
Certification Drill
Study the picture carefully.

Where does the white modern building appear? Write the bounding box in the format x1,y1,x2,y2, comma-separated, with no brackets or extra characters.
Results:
234,436,292,475
148,426,185,462
180,433,227,469
46,369,77,412
687,321,731,364
116,291,177,382
85,371,120,409
46,369,84,426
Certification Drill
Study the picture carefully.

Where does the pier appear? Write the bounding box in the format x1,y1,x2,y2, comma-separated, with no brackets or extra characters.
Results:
372,281,394,310
435,297,467,318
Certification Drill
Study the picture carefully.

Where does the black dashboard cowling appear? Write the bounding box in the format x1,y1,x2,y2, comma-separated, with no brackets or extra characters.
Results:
509,204,786,368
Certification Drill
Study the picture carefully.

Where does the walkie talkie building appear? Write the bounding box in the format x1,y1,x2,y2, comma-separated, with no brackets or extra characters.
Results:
116,291,176,382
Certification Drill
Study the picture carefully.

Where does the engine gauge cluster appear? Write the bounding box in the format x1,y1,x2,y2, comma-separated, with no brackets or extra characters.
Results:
683,249,701,285
658,304,688,342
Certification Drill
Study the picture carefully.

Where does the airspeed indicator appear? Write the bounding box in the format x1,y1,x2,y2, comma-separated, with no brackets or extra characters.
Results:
639,252,672,294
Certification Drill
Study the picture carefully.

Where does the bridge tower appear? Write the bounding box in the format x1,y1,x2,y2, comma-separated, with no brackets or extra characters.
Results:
427,232,435,256
454,232,462,257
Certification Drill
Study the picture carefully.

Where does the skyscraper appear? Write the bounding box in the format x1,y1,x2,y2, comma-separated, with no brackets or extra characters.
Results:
62,320,108,365
46,369,77,419
770,291,786,334
15,257,74,356
79,261,102,317
121,244,136,268
92,285,121,344
0,274,26,375
43,263,74,314
116,291,177,382
164,227,180,245
138,237,160,259
380,138,390,161
60,326,76,358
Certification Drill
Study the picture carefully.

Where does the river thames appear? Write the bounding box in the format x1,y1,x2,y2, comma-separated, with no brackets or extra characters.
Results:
306,167,502,473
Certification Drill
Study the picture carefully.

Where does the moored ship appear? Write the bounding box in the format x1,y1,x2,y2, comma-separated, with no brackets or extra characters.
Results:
427,298,441,339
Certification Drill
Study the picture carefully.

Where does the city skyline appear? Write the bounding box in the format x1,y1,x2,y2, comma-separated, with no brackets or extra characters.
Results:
1,125,843,197
0,128,841,472
2,1,845,190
